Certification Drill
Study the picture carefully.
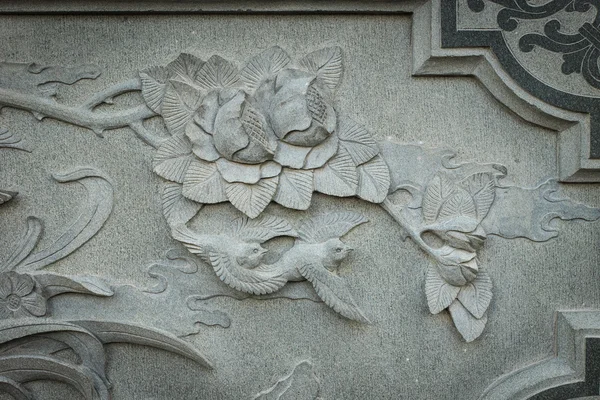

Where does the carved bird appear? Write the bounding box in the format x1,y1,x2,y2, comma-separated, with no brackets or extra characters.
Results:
172,212,370,323
171,215,296,295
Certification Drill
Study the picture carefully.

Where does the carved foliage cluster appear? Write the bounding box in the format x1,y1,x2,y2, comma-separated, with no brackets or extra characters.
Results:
142,46,390,221
0,167,212,399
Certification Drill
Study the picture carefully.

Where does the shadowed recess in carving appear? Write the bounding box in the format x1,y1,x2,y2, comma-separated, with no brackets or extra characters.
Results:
253,360,321,400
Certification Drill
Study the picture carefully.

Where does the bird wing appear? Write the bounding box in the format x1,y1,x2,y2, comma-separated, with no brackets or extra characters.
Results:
298,263,370,323
297,212,368,243
209,252,288,295
231,215,297,243
171,224,213,263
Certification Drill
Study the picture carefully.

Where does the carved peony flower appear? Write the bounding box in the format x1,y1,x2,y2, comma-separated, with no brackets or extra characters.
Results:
143,46,390,221
257,68,336,147
0,272,46,318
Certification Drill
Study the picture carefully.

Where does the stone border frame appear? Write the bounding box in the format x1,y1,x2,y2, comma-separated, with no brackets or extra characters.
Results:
480,310,600,399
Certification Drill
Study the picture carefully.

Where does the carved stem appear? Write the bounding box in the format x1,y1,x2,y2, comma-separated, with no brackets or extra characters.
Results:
0,86,155,134
81,78,142,110
380,198,444,264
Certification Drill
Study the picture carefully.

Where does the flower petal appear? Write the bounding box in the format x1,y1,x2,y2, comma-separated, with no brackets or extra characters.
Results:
261,161,282,179
0,275,12,299
213,91,249,160
274,142,311,169
303,132,339,169
216,159,261,184
270,69,314,138
0,302,10,319
185,122,220,162
10,272,34,297
20,292,47,317
194,90,220,133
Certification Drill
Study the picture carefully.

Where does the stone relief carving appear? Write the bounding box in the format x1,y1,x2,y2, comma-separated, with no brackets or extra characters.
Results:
0,165,211,399
146,46,389,220
253,360,321,400
0,45,597,353
173,212,370,323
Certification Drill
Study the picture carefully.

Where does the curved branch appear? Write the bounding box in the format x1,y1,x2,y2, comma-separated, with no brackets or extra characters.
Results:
0,86,155,135
81,78,142,111
380,198,446,264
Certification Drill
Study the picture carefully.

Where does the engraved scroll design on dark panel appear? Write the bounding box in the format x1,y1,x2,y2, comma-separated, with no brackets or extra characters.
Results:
0,47,598,343
467,0,600,90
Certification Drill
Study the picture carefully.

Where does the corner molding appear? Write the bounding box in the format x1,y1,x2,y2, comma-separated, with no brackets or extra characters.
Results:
412,0,600,182
479,310,600,399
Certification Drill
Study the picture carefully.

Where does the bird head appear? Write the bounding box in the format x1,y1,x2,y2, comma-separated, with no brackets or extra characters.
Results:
322,238,354,269
236,241,268,269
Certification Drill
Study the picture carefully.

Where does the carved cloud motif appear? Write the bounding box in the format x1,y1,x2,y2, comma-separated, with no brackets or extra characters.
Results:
142,46,390,220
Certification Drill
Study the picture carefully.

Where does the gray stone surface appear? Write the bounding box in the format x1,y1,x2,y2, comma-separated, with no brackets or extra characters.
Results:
0,4,599,400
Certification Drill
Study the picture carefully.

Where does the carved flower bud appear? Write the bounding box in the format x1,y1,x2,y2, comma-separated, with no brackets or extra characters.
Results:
261,69,336,147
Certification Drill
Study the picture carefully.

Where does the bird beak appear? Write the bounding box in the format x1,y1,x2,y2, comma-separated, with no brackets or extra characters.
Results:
259,248,268,255
345,246,354,252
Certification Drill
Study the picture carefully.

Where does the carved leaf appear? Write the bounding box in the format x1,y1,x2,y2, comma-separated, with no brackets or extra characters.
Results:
182,159,228,204
73,320,213,369
461,172,496,222
438,188,477,222
0,190,17,205
0,355,106,400
0,128,29,152
457,269,492,319
0,320,109,397
299,263,369,323
313,149,358,197
32,273,113,298
356,156,391,203
152,135,193,183
18,168,113,272
425,265,460,314
0,376,31,400
448,300,488,342
241,46,291,92
161,82,201,136
299,47,343,90
161,182,202,226
167,53,204,88
337,118,378,165
225,176,279,219
298,212,368,243
0,217,42,273
273,168,313,210
422,174,457,224
196,55,240,90
139,66,169,113
208,252,288,296
231,215,297,242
